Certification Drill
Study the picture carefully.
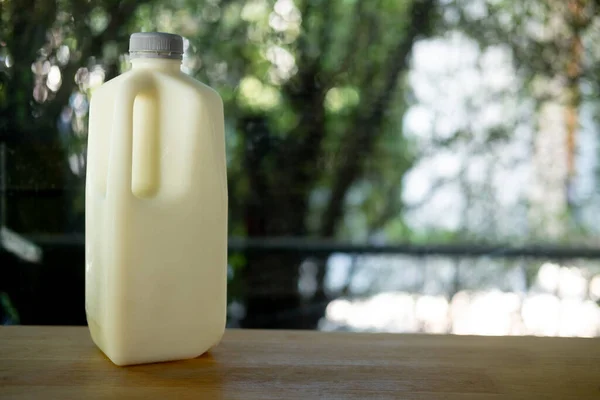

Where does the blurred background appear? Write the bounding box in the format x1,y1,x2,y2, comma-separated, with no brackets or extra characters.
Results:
2,0,600,336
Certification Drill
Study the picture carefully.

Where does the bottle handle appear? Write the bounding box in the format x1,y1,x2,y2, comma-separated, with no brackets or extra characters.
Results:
106,73,154,200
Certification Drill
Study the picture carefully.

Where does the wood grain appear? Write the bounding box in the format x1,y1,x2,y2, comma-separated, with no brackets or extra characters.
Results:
0,326,599,399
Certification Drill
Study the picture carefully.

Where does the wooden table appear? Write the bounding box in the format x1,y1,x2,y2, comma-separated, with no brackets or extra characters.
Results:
1,327,599,399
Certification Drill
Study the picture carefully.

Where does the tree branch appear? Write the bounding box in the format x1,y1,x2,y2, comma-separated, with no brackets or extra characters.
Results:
319,0,437,237
273,0,334,234
367,184,403,234
333,0,367,83
296,0,317,68
317,0,337,62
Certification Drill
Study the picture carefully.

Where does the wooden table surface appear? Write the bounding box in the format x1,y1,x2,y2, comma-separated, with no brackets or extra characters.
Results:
1,327,599,400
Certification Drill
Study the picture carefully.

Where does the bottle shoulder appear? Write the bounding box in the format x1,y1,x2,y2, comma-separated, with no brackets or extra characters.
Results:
89,72,131,105
174,73,223,109
90,70,223,112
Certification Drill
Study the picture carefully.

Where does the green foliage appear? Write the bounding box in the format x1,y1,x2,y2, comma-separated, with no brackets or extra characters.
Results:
6,0,600,329
1,0,440,325
1,0,437,240
0,292,20,325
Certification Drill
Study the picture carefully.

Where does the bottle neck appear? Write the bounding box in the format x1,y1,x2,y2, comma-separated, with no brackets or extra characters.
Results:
130,58,182,72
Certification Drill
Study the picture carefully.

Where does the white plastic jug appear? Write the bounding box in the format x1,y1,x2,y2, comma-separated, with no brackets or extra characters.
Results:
85,32,227,366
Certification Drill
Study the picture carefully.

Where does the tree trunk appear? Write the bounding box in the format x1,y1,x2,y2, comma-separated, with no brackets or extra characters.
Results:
239,0,438,329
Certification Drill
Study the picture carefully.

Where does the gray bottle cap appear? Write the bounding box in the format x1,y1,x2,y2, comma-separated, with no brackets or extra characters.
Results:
129,32,184,59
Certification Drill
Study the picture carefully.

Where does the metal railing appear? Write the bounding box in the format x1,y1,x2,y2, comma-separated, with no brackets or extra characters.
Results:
6,234,600,260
